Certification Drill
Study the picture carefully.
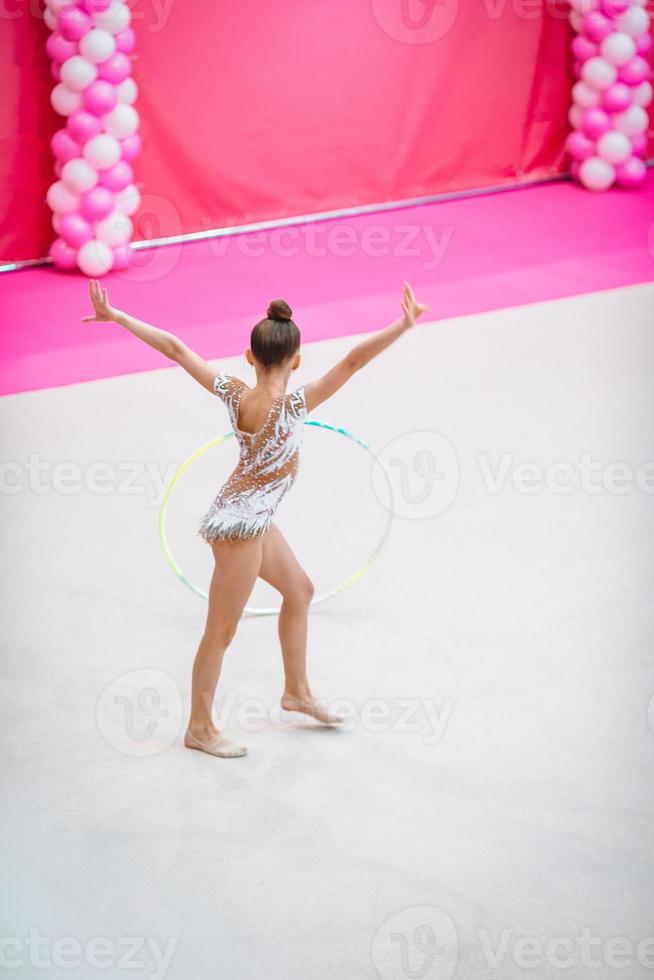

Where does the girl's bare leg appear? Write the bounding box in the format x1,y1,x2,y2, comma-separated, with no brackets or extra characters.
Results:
187,536,263,742
259,525,342,725
259,525,313,699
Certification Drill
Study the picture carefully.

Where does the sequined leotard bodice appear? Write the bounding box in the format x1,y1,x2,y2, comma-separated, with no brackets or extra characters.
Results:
198,373,307,542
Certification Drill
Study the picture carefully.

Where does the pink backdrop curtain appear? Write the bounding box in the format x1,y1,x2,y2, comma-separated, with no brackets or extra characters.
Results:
0,0,628,263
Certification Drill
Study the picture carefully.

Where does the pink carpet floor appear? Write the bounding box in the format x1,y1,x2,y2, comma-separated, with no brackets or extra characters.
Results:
1,174,653,395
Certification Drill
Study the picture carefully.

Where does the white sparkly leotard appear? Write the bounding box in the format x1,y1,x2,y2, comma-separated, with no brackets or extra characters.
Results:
198,373,307,542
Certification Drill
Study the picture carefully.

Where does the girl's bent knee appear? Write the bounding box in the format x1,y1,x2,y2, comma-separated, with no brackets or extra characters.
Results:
202,620,239,652
286,577,314,606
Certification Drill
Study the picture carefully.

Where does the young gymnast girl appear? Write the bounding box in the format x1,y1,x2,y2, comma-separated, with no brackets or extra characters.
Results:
84,280,428,758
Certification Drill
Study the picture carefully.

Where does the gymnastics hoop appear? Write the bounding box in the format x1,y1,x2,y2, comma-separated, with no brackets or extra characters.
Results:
158,419,395,617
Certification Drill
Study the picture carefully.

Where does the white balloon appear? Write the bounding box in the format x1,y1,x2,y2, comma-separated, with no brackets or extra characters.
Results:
579,156,615,191
52,213,62,234
60,55,98,91
50,83,83,116
117,77,138,105
600,33,636,67
83,133,122,169
616,6,649,37
573,81,601,109
613,105,649,136
581,57,618,91
93,0,131,34
79,28,116,64
569,10,584,31
96,210,133,246
77,240,114,276
103,104,139,139
633,81,653,108
44,6,57,29
46,180,80,214
596,130,632,164
569,104,584,129
115,184,140,216
61,158,99,193
50,0,76,11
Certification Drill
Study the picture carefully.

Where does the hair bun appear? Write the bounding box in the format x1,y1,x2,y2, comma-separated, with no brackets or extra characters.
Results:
267,299,293,322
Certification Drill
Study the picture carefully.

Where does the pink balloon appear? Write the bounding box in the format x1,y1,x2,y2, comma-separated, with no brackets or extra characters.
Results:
572,60,583,81
67,109,103,142
98,160,134,191
120,132,141,161
59,212,94,248
111,243,132,270
80,0,113,11
615,155,647,187
602,82,633,112
572,36,598,62
566,130,596,162
50,237,78,271
51,128,81,163
114,27,136,54
618,57,650,86
97,52,131,84
46,32,78,63
54,161,63,178
631,133,647,156
601,0,630,15
51,62,61,82
83,79,118,115
58,7,93,41
80,186,115,221
570,160,581,181
581,106,612,139
583,11,613,42
635,33,652,56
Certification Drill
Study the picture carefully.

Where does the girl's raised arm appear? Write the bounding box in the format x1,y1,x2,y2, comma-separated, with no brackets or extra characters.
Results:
82,279,217,392
304,282,428,412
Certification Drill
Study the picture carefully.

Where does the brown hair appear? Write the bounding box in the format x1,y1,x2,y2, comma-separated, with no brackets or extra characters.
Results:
250,300,300,367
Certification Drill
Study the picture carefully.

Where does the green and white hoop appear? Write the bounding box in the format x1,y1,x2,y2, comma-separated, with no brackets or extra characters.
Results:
158,418,394,617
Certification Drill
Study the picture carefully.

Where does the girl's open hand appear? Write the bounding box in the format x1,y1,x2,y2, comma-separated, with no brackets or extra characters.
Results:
82,279,116,323
400,281,429,328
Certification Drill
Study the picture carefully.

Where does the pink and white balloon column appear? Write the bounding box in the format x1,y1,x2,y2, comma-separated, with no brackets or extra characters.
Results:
567,0,652,190
45,0,141,274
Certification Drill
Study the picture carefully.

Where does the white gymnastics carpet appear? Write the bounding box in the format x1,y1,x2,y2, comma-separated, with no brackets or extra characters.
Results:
1,284,653,980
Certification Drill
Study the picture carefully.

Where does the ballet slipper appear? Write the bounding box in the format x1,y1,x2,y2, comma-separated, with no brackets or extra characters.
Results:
280,694,344,726
184,730,247,758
